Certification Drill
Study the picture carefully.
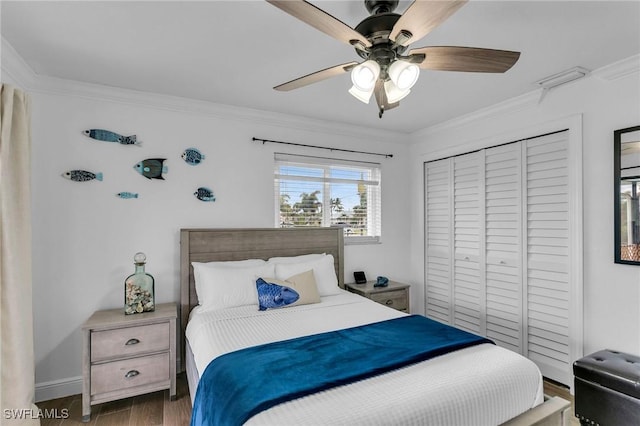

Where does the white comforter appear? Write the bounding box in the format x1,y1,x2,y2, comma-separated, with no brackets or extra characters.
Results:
186,290,543,425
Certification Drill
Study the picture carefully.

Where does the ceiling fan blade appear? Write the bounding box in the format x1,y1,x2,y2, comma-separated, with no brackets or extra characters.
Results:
267,0,371,49
390,0,467,46
409,46,520,73
274,62,358,91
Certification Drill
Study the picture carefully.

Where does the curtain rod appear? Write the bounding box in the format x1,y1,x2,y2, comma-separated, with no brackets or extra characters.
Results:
252,137,393,158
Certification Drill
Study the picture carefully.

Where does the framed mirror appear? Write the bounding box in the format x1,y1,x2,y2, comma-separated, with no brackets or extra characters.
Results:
615,125,640,264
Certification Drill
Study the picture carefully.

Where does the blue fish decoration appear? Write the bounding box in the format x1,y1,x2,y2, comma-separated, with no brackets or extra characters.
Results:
194,187,216,202
83,129,142,147
182,148,205,165
61,170,103,182
117,192,138,199
256,278,299,311
134,158,167,180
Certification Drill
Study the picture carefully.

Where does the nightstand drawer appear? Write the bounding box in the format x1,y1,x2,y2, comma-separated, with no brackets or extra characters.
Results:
91,352,169,396
370,290,408,311
91,322,169,362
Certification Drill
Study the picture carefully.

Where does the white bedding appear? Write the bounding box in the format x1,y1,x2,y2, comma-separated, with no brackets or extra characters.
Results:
186,290,544,425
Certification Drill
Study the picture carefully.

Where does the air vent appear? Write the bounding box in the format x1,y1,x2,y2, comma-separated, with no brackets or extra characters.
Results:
536,66,590,103
536,66,590,90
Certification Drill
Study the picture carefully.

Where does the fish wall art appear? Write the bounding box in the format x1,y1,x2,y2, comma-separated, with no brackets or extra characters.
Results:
61,170,103,182
134,159,168,180
83,129,142,147
194,187,216,202
117,192,139,199
181,148,205,166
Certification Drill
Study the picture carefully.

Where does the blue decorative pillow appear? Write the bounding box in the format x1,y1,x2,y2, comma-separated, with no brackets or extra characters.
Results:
256,278,300,311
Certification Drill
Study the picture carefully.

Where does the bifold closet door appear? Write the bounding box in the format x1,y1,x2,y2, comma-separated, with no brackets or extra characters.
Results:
424,158,452,323
424,153,487,334
524,131,571,385
424,129,575,387
452,153,485,335
484,143,523,353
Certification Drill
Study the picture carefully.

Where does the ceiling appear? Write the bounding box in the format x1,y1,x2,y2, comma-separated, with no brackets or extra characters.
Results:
2,1,639,134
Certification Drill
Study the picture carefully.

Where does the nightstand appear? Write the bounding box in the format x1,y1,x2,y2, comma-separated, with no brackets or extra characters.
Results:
82,302,177,422
346,281,410,313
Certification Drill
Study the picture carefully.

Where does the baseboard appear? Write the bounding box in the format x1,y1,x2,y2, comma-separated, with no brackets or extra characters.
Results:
35,376,82,402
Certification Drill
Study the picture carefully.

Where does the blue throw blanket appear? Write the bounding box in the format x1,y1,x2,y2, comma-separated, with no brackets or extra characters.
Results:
191,315,493,426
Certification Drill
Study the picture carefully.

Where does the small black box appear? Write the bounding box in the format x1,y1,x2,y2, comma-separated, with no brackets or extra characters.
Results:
353,271,367,284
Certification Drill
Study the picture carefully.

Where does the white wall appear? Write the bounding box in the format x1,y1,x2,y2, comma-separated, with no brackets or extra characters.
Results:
408,57,640,359
19,83,412,399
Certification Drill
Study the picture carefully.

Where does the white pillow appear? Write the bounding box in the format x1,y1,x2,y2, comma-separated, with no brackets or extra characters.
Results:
275,254,340,296
192,261,275,311
268,253,326,264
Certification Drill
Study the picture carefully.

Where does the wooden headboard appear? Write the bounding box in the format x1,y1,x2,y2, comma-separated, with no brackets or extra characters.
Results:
179,227,344,370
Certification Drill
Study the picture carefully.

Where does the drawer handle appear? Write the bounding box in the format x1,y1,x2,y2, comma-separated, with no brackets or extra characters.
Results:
385,300,394,306
125,370,140,379
125,338,140,346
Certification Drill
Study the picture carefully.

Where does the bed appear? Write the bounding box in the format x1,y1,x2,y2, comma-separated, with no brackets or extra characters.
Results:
180,227,571,425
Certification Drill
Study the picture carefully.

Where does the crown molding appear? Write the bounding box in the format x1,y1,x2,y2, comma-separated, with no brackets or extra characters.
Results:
591,54,640,81
1,37,38,89
412,53,640,139
410,90,540,139
37,75,408,143
1,38,405,144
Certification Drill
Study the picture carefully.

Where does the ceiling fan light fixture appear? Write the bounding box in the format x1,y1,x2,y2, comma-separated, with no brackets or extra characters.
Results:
268,0,520,118
383,80,411,103
388,60,420,90
349,85,374,104
351,60,380,91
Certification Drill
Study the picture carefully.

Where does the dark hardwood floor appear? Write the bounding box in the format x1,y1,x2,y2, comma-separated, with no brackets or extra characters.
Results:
38,374,576,425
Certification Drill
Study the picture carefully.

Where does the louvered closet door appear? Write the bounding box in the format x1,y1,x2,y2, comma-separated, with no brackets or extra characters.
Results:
484,144,522,353
424,159,452,323
525,131,571,385
424,129,577,387
452,153,485,334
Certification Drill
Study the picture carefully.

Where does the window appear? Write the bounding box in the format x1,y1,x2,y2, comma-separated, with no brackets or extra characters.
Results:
274,153,381,243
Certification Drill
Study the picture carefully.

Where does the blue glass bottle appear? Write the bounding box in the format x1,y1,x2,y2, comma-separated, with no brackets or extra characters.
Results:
124,252,155,315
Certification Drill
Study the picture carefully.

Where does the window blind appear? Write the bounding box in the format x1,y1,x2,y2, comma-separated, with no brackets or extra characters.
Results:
274,153,381,243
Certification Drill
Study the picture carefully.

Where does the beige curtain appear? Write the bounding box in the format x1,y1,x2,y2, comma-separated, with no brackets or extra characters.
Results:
0,84,40,425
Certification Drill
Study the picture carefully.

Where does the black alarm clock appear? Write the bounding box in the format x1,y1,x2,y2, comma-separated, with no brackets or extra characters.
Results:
353,271,367,284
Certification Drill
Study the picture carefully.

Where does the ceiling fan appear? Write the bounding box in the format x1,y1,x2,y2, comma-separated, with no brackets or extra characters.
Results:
268,0,521,118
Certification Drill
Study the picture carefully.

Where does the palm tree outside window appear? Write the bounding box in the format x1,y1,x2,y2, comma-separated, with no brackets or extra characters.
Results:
274,153,382,244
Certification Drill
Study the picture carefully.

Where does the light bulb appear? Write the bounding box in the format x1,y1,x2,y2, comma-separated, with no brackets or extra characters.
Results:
388,60,420,90
349,85,373,104
351,60,380,92
384,80,411,103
